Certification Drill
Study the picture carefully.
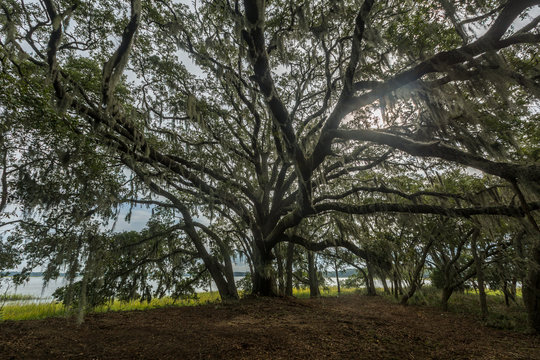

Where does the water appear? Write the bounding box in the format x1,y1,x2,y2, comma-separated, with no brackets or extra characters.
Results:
1,276,245,301
2,276,354,302
2,277,70,299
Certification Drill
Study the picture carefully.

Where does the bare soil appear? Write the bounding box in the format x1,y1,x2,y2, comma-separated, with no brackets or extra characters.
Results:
1,294,539,359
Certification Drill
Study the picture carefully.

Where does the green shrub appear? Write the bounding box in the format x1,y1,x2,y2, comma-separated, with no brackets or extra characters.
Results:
429,269,445,289
342,272,364,288
235,273,252,294
52,280,114,308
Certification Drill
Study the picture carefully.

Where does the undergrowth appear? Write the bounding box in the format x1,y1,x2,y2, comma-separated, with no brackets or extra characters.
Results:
293,286,360,299
383,286,528,332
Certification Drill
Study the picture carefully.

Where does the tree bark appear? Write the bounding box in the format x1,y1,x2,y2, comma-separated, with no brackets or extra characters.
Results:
334,260,341,294
441,287,453,311
523,240,540,332
285,242,294,296
275,246,285,296
381,275,390,295
503,281,510,307
511,278,517,298
308,251,320,298
393,271,399,299
128,169,240,301
471,232,488,318
366,260,377,296
205,259,238,301
514,180,540,333
252,244,277,296
401,238,434,305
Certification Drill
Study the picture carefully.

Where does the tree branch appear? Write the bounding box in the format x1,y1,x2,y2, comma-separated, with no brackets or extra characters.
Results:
330,129,540,183
101,0,141,108
314,201,540,218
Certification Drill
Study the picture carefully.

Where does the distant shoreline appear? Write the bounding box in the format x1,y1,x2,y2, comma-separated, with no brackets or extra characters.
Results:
2,269,360,278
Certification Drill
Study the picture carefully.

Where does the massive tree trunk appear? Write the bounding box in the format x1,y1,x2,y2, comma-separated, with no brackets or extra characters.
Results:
285,242,294,296
308,251,320,298
523,240,540,333
252,243,278,296
393,271,399,299
441,287,453,311
205,259,238,301
400,278,419,305
366,259,377,296
214,236,239,301
471,232,488,318
381,275,390,295
515,181,540,333
275,246,285,296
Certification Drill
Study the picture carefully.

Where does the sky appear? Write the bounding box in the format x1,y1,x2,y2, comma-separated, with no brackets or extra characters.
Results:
113,206,152,232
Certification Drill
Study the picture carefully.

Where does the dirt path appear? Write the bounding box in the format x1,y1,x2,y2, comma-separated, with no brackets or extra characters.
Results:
1,295,538,359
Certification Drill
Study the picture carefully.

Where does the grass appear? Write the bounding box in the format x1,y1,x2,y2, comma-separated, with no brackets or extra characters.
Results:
1,302,65,321
293,286,360,298
449,289,527,331
1,291,223,321
93,291,222,313
1,287,358,321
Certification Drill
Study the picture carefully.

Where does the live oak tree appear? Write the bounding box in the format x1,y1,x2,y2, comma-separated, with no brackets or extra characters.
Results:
1,0,540,329
0,61,118,283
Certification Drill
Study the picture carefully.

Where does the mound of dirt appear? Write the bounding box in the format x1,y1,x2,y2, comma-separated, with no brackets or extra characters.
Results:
1,294,538,359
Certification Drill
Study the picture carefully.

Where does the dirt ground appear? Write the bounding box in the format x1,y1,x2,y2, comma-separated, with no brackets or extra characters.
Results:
1,294,539,359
